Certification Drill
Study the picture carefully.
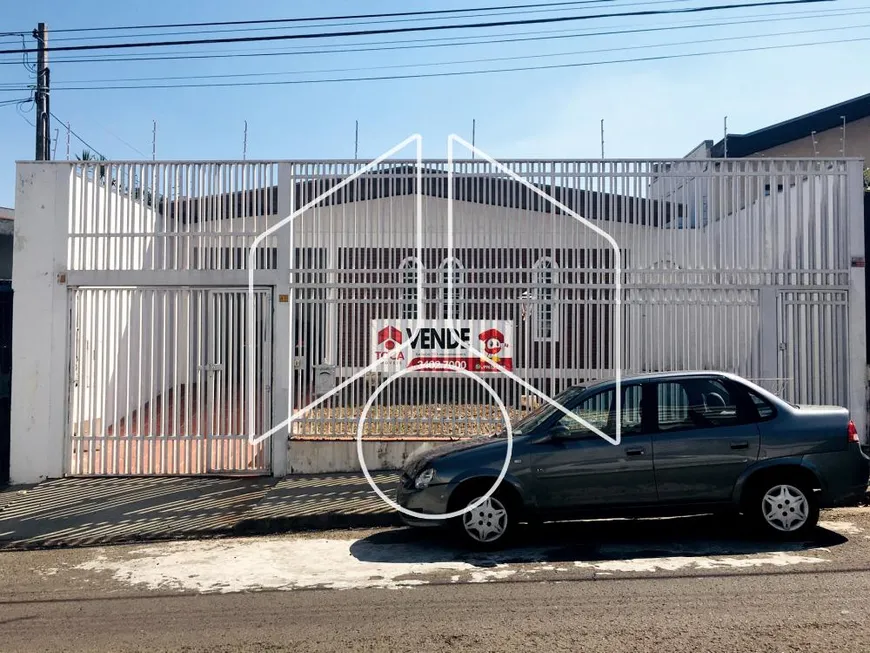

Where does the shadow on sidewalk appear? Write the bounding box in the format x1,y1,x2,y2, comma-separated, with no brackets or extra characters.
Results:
348,514,848,568
0,476,276,550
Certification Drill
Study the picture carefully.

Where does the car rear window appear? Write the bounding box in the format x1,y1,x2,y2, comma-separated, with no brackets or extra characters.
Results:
656,378,742,431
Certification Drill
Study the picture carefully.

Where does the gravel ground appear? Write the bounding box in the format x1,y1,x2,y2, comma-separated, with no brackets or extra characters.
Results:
292,403,527,438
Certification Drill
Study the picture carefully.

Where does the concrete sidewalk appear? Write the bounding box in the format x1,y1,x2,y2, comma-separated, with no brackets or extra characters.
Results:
0,473,402,550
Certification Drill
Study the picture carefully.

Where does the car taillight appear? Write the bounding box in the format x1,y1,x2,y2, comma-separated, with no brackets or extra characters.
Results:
848,420,859,443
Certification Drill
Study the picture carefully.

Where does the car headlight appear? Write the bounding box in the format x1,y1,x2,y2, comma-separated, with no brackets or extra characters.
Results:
414,468,435,490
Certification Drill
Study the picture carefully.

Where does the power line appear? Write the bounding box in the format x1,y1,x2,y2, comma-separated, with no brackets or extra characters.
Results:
10,22,860,87
0,96,31,107
8,6,862,66
0,0,836,55
0,34,860,94
99,125,149,158
15,98,35,127
44,0,698,43
49,111,107,158
29,0,625,34
44,1,643,42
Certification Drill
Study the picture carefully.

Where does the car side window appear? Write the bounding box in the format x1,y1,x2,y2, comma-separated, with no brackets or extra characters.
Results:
557,389,613,436
622,384,644,435
557,384,643,437
657,382,692,431
656,378,741,432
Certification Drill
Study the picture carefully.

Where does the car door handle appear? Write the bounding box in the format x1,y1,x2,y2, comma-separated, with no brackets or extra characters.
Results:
730,441,749,450
625,447,645,456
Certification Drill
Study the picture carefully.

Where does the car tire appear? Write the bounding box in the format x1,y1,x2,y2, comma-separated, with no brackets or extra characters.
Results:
450,487,515,550
744,475,820,539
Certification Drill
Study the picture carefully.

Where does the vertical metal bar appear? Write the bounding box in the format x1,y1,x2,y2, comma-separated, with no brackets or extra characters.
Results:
91,289,102,473
159,290,167,474
206,291,214,472
173,289,180,475
229,290,237,469
72,290,83,474
147,289,155,471
264,290,272,465
135,289,143,474
110,289,119,475
195,289,203,472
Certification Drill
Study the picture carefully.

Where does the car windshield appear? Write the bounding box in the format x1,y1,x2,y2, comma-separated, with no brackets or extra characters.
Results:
506,385,587,436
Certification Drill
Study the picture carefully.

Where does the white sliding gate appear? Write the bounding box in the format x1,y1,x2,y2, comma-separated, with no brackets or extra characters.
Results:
67,286,272,475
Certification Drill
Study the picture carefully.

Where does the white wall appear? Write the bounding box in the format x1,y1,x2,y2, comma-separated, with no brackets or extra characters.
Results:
10,165,70,483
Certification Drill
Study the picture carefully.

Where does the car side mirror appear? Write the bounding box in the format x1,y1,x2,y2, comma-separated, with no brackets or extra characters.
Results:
549,423,571,439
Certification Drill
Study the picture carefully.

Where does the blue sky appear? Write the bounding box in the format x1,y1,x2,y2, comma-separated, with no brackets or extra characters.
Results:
1,0,869,208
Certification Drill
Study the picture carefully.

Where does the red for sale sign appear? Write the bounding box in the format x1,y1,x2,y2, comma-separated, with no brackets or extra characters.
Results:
371,320,514,373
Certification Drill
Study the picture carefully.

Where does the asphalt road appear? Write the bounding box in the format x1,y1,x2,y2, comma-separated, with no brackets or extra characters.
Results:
2,509,870,652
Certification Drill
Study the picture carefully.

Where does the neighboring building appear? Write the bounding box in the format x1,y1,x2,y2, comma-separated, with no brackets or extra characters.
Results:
709,92,870,160
0,206,12,282
649,93,870,224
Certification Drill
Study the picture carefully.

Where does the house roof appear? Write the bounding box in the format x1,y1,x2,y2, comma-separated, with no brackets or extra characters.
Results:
166,165,684,227
709,92,870,158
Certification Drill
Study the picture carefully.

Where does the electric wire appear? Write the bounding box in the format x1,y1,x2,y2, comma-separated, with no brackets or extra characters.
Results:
9,6,863,66
0,33,860,93
17,0,667,34
0,0,836,55
3,21,858,87
49,111,107,158
44,1,691,42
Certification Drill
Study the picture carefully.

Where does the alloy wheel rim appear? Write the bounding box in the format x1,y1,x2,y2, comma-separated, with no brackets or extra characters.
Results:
462,496,508,543
762,484,809,532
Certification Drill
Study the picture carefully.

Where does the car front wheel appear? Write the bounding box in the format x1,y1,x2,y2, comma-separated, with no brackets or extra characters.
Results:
748,478,819,538
454,492,513,549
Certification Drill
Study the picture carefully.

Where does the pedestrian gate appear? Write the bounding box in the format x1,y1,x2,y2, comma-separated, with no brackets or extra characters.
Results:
67,287,272,475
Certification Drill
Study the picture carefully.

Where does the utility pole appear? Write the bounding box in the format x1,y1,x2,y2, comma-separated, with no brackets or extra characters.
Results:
33,23,50,161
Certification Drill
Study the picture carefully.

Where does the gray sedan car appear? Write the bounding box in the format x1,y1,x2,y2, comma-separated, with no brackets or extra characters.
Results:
396,371,870,549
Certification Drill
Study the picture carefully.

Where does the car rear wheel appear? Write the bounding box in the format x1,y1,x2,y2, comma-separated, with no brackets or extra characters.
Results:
747,477,819,538
453,492,513,550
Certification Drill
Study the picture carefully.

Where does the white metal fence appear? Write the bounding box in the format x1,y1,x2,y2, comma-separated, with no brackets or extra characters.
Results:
46,157,864,475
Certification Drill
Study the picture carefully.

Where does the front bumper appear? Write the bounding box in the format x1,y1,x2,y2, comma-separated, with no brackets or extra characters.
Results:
395,477,453,527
